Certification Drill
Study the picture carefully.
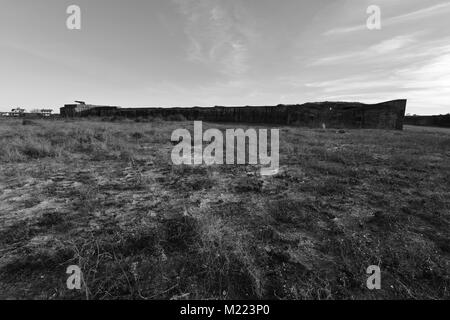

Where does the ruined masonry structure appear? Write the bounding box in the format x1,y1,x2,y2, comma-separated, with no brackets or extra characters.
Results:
60,99,407,130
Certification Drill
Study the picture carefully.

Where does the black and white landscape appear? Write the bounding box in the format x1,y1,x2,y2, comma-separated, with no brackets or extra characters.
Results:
0,1,449,301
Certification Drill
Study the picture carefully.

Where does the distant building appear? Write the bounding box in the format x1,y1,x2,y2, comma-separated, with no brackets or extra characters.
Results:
1,108,53,118
27,109,54,117
40,109,53,117
10,108,25,117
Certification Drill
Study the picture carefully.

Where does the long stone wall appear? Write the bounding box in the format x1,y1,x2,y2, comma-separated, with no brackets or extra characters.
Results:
61,99,407,130
405,114,450,128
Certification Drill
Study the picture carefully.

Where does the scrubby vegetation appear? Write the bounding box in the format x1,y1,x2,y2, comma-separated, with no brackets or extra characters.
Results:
0,118,449,299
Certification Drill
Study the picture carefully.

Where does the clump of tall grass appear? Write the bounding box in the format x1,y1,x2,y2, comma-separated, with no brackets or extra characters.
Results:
0,136,61,162
0,122,142,163
195,215,264,298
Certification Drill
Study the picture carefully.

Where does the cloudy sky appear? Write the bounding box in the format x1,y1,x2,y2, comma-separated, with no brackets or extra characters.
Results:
0,0,449,114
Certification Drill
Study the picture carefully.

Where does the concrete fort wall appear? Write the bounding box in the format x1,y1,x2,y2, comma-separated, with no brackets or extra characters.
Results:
61,99,407,130
404,114,450,128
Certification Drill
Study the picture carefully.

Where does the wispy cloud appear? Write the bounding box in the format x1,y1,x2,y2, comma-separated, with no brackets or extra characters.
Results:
323,24,366,36
388,2,450,24
310,35,417,66
324,2,450,35
173,0,256,77
306,41,450,114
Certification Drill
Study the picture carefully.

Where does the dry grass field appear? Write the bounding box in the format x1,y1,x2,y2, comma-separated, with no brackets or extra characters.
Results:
0,118,449,299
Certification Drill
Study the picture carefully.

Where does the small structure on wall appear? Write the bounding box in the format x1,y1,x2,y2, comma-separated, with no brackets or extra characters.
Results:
60,101,120,117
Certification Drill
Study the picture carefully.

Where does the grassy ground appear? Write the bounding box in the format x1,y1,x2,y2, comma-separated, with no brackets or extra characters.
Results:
0,118,449,300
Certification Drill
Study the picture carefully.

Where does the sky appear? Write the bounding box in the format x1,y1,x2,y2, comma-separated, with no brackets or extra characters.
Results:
0,0,449,115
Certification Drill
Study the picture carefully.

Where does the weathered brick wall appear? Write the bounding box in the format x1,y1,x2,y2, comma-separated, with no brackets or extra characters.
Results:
61,99,407,130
